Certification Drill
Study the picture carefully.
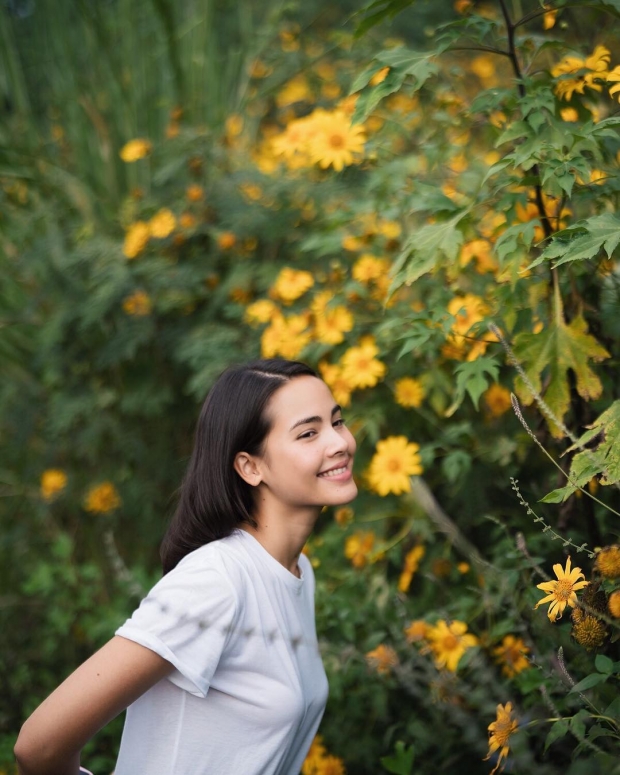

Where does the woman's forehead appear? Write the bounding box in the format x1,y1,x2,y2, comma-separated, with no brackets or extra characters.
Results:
267,376,335,425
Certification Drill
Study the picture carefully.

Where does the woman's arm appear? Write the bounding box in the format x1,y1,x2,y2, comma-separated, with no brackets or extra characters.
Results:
14,635,173,775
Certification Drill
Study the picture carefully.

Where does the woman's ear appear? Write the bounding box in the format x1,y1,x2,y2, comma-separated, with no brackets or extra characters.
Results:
234,452,263,487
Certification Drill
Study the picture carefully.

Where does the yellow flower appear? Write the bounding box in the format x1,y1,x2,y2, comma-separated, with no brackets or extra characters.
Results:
318,362,353,408
543,6,558,29
334,506,354,527
244,299,279,326
560,107,579,122
367,436,423,496
534,557,589,621
340,339,386,390
316,756,346,775
302,736,346,775
344,530,375,568
378,220,401,239
459,239,497,274
551,45,611,101
122,290,152,316
84,482,121,513
149,208,176,239
457,562,470,574
342,234,363,252
307,110,366,172
40,469,67,500
302,736,327,775
123,221,150,259
483,384,512,417
186,184,204,202
365,644,398,675
217,232,237,250
314,304,354,346
394,377,425,409
448,294,487,335
608,590,620,618
493,635,530,678
426,620,478,672
470,55,498,87
248,59,272,79
272,267,314,303
276,74,312,107
352,254,389,283
179,212,197,229
271,114,319,166
608,65,620,101
225,113,244,138
404,619,429,643
261,314,311,359
398,545,425,593
369,66,390,86
119,138,152,162
240,182,263,201
484,703,518,775
594,545,620,579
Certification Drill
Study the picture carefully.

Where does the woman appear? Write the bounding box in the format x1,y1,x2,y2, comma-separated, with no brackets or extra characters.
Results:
15,358,358,775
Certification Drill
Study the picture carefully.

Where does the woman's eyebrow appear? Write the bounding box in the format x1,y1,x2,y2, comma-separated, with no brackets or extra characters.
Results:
289,404,341,432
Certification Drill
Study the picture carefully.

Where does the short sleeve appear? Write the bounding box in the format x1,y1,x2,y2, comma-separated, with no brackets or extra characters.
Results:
115,557,238,698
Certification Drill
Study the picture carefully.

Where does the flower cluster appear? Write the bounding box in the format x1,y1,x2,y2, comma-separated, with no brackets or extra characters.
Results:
40,469,67,500
83,482,121,514
271,108,366,172
302,736,346,775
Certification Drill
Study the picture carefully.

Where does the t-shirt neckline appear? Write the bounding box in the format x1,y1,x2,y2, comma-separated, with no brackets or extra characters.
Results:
236,528,305,591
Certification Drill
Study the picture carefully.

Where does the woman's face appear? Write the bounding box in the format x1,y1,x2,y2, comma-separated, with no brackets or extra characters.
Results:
249,375,357,514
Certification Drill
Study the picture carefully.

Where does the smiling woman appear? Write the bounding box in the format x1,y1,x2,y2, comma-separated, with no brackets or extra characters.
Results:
15,360,358,775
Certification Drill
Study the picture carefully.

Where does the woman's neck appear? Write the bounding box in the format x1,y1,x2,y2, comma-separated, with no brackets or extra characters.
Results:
240,505,320,576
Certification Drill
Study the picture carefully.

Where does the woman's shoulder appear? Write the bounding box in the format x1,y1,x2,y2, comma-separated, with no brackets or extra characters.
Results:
171,530,251,587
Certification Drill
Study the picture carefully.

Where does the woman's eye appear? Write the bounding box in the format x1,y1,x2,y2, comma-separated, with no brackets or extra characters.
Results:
299,430,316,439
334,418,346,427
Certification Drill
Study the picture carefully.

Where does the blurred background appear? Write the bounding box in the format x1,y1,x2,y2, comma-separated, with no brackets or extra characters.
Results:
2,0,620,772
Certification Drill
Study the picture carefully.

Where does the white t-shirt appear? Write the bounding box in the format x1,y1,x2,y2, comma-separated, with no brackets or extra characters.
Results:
114,529,329,775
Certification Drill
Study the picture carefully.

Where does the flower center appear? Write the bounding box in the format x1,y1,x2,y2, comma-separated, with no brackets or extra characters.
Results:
555,578,574,600
443,634,459,651
387,458,401,472
493,718,513,746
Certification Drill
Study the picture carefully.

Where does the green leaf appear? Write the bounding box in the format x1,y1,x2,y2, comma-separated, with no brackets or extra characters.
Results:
380,741,415,775
537,214,620,269
513,286,609,438
565,401,620,486
570,709,590,741
545,720,569,751
595,654,614,674
539,485,578,503
495,221,536,267
495,120,531,146
441,450,471,484
354,0,416,38
351,48,442,124
446,357,499,417
568,672,608,693
604,696,620,720
389,210,467,292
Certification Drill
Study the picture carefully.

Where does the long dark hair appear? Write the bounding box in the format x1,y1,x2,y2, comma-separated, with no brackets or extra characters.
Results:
161,358,318,574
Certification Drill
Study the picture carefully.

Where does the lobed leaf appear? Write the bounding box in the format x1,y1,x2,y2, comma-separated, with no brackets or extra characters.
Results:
514,288,609,438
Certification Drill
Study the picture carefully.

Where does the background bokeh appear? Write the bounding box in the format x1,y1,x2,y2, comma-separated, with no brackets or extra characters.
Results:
2,0,620,772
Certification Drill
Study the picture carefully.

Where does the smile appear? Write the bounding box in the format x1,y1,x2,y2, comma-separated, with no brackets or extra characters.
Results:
318,465,349,478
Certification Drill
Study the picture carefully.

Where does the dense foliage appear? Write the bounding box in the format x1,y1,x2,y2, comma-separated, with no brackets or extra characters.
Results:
2,0,620,772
